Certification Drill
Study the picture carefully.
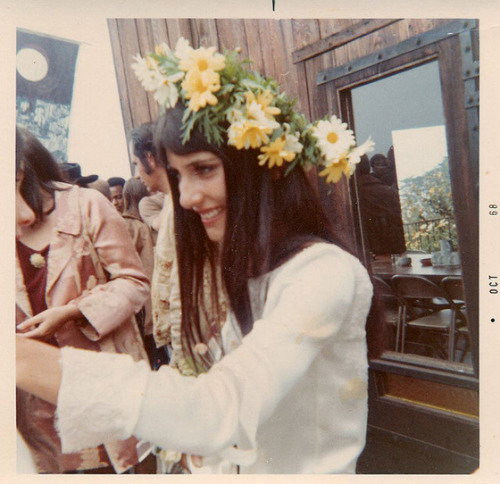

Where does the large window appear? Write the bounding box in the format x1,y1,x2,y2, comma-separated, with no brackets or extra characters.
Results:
317,21,479,472
318,20,479,379
350,60,468,367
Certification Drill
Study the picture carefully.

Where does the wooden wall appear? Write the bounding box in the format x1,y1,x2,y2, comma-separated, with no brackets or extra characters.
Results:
107,18,452,248
108,18,452,143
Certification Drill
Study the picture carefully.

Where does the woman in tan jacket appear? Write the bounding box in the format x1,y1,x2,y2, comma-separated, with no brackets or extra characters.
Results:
15,126,152,473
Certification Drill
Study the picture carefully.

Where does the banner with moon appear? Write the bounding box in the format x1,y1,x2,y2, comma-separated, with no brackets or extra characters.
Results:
16,29,80,163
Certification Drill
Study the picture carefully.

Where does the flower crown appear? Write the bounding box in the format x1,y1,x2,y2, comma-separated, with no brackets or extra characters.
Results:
132,38,374,183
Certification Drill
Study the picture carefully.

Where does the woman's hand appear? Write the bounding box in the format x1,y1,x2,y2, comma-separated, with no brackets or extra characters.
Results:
17,304,83,339
16,335,61,404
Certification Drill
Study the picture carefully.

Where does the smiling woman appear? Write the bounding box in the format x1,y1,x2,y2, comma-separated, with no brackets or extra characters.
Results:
16,38,378,475
167,150,226,243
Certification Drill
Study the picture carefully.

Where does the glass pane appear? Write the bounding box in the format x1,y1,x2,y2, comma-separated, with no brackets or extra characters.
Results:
350,61,471,368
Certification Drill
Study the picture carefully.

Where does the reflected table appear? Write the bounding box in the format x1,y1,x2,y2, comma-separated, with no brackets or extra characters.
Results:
372,254,464,360
371,254,462,282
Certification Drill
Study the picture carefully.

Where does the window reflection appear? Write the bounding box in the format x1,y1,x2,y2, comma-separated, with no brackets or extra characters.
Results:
349,60,470,367
357,154,406,256
393,126,457,253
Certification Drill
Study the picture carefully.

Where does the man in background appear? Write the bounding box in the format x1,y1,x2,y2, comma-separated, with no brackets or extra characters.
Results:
108,176,126,213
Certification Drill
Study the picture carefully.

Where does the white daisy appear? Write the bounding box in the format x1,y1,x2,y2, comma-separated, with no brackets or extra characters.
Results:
312,116,355,163
153,72,185,108
131,55,161,91
346,136,375,166
174,37,194,62
282,124,303,154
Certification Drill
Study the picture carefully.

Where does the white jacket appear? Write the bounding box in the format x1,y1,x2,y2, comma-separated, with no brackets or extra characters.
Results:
56,243,373,474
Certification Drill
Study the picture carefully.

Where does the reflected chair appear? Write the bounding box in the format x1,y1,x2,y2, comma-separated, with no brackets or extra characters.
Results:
391,275,461,360
372,276,404,351
403,251,450,311
441,276,469,362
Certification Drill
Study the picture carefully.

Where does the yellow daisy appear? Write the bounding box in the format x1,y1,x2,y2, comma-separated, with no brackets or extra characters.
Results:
182,68,221,112
258,136,297,168
178,45,225,73
319,158,351,183
228,121,273,150
228,103,280,149
245,90,281,119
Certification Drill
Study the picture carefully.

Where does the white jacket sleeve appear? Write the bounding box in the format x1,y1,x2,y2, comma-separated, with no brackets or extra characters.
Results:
57,247,367,460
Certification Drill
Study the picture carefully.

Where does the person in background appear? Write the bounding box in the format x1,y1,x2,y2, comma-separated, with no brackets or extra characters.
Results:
16,40,376,474
370,153,396,188
87,178,112,200
60,162,98,188
385,146,399,192
139,192,165,244
15,126,155,474
122,177,156,365
60,163,111,201
132,124,166,243
357,155,406,255
108,176,126,213
130,123,174,368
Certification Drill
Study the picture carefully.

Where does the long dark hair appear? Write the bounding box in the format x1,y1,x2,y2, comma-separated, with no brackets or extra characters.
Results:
16,126,66,223
155,105,350,366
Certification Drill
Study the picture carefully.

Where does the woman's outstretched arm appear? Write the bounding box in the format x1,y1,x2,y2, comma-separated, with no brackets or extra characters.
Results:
16,336,61,405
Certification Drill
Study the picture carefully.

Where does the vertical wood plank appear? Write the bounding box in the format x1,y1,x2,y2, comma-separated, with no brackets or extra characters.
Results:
292,20,323,120
135,19,159,120
150,19,169,45
291,19,321,50
135,18,155,55
279,20,309,117
214,18,249,56
165,18,194,49
257,20,289,85
343,21,405,65
243,19,265,74
115,19,153,128
304,53,334,121
437,36,478,372
191,18,220,49
107,19,134,140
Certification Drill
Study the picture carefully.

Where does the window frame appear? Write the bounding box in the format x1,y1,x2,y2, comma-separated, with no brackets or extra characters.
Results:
316,19,479,382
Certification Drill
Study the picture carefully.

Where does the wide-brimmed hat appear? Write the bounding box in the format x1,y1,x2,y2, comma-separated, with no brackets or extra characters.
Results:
60,162,98,186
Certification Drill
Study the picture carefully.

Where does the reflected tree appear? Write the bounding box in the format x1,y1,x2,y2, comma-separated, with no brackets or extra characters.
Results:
399,157,458,252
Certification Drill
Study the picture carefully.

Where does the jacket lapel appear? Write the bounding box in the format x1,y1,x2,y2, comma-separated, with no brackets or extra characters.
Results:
16,256,32,319
45,186,83,301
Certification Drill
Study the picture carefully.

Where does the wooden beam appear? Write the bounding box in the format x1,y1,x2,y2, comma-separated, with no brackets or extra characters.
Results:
317,19,477,86
292,18,401,64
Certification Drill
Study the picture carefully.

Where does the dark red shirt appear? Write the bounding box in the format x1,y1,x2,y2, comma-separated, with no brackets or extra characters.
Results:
16,239,49,316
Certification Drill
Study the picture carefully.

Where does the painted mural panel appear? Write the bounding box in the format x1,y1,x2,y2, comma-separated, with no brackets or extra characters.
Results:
16,29,79,163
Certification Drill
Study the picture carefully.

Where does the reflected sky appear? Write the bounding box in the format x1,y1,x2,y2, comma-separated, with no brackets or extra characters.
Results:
351,60,446,157
392,125,447,180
